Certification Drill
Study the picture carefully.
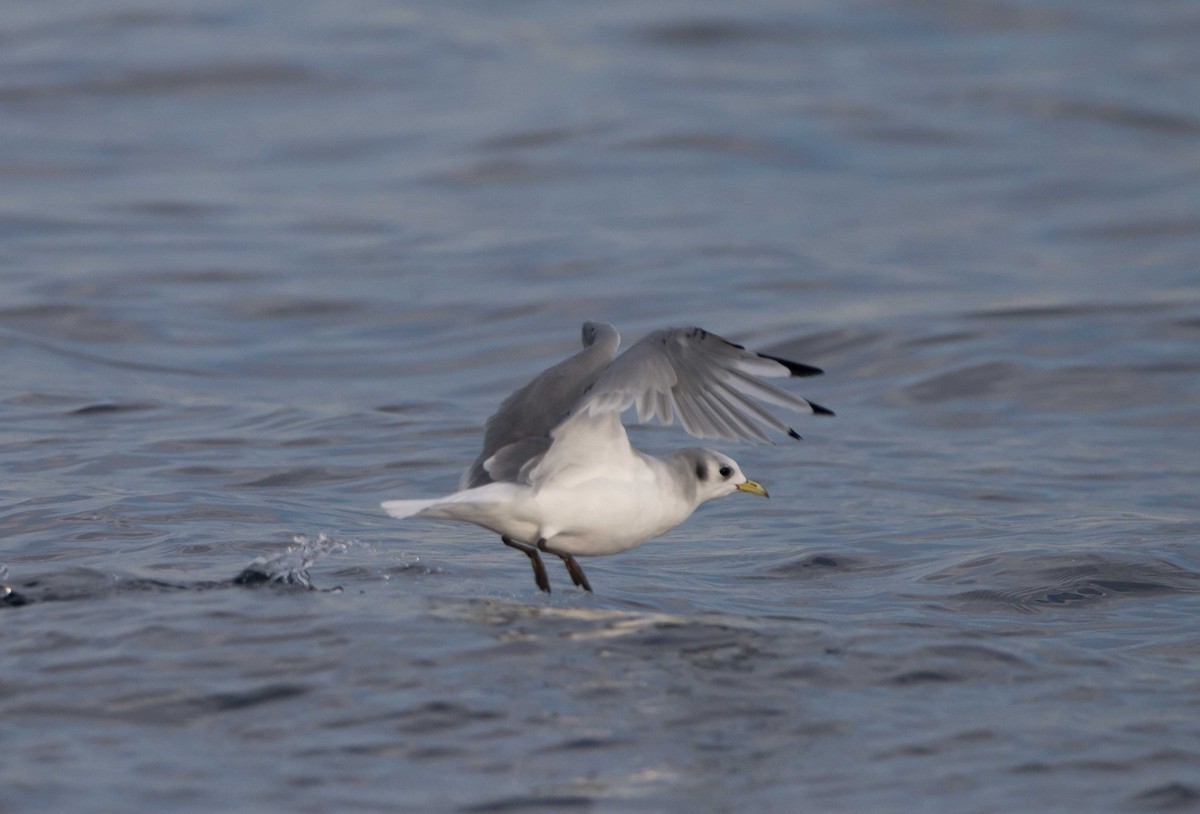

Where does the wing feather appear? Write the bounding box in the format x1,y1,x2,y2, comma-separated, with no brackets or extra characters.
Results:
703,387,774,444
715,382,798,438
722,368,824,414
559,325,830,445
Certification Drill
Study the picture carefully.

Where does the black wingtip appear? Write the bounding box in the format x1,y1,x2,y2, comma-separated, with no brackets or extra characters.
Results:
759,353,824,378
787,428,803,441
810,402,836,417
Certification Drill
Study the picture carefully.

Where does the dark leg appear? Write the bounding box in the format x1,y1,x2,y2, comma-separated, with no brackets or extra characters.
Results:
537,539,593,593
502,536,550,593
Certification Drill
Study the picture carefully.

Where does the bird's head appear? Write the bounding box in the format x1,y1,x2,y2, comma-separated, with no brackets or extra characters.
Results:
678,448,769,504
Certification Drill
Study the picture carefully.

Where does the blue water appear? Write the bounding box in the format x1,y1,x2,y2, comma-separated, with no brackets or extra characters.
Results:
3,1,1199,811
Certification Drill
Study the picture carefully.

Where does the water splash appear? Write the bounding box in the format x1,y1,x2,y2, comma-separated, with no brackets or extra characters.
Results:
0,563,25,607
233,534,355,590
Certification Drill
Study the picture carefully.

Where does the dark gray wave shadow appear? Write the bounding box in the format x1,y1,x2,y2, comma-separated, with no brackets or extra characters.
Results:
0,326,216,377
0,535,372,608
459,795,594,813
920,553,1200,613
113,683,311,726
1,564,318,608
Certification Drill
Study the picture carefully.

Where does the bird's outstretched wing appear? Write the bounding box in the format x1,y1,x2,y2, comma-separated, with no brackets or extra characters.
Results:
461,321,621,488
572,325,832,443
520,325,832,489
472,323,831,489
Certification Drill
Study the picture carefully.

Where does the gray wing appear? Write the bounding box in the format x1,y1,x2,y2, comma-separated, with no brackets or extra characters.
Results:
460,321,621,488
568,325,832,444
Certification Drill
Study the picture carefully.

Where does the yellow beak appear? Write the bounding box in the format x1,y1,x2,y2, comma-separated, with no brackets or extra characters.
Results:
736,479,769,498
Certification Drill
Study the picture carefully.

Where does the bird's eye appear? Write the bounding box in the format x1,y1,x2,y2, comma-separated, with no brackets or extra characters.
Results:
719,466,733,478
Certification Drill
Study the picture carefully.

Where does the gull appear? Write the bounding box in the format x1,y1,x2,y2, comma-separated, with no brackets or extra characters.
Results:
382,322,832,593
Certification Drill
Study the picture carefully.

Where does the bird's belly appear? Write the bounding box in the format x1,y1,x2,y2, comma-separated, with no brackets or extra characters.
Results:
532,481,688,556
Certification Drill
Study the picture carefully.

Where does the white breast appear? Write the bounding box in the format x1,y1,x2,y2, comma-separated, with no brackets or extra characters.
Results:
530,458,695,556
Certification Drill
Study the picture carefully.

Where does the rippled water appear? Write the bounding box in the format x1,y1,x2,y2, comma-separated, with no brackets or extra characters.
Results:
3,1,1200,812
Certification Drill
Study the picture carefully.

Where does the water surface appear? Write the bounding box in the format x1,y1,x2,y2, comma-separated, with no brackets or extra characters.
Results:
3,1,1199,812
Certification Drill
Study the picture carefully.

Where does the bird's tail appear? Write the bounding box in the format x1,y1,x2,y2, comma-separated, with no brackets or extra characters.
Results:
380,498,440,519
381,483,527,524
